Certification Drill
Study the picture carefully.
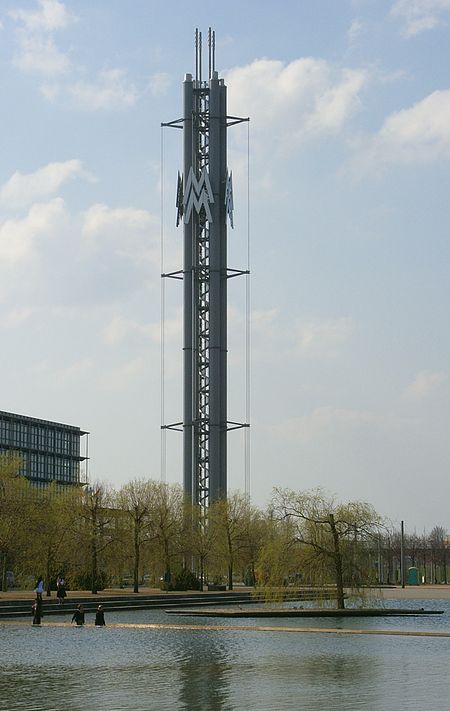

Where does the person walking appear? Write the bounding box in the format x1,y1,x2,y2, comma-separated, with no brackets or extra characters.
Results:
94,604,106,626
71,604,85,626
56,575,67,605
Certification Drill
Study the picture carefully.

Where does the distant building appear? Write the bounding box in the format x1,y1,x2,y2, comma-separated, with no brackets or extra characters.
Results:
0,410,88,487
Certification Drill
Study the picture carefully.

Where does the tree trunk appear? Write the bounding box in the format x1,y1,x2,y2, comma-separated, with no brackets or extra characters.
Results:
91,508,98,594
444,549,448,585
91,539,98,594
329,514,345,610
133,521,139,594
227,530,233,590
46,551,51,596
1,551,7,593
164,540,171,592
228,564,233,591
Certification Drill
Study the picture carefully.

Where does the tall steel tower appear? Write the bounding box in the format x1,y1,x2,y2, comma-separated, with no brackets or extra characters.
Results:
162,29,248,511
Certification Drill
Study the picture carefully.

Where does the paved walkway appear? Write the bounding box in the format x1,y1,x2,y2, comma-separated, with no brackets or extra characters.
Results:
1,585,450,602
374,585,450,600
0,586,248,602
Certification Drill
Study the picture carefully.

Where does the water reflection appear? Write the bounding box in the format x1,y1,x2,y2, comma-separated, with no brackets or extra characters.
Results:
0,666,79,711
2,607,450,710
177,633,231,710
299,653,381,710
302,652,371,684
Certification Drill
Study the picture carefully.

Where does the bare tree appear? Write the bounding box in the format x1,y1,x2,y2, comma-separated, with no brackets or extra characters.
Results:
429,526,447,584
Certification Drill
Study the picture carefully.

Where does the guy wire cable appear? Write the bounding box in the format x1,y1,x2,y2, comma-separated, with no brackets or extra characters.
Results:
160,124,167,482
245,120,251,499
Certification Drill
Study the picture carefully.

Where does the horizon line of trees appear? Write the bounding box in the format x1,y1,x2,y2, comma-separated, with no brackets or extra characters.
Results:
0,453,448,608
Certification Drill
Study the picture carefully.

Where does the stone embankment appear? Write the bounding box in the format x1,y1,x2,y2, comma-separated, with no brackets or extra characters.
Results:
0,587,336,619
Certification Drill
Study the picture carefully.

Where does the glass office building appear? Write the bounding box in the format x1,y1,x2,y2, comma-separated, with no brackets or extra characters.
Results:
0,410,88,487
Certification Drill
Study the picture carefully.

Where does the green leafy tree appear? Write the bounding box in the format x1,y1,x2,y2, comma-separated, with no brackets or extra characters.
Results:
255,517,298,594
117,479,155,593
185,501,218,588
272,487,383,609
209,492,250,590
0,453,28,591
73,482,118,593
238,503,267,586
148,482,184,588
25,482,80,595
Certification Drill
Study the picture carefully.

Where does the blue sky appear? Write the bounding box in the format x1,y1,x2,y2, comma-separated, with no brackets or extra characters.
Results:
0,0,448,530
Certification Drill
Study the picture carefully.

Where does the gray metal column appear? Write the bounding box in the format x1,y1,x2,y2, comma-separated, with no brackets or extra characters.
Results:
160,30,250,512
208,72,227,500
183,74,194,499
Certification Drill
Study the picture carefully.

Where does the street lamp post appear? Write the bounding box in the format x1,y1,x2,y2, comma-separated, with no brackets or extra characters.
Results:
400,520,405,588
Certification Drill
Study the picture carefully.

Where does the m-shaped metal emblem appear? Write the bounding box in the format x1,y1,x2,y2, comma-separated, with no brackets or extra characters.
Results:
225,170,234,228
183,167,214,224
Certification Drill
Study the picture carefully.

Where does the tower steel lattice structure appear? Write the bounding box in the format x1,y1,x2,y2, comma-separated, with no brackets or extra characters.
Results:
162,29,249,511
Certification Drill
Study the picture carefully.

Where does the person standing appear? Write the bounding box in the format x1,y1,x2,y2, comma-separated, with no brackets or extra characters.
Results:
71,604,85,626
95,604,106,626
32,597,43,625
56,575,67,605
34,577,44,601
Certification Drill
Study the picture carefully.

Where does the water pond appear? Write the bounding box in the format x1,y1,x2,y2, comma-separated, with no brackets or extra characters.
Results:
1,598,450,710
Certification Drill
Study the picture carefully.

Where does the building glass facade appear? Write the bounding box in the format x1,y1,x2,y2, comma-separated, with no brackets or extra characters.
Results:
0,410,88,487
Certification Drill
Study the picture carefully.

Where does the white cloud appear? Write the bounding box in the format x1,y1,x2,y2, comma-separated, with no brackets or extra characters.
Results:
0,160,92,208
274,406,375,445
10,0,76,77
68,69,138,110
39,82,60,100
0,196,159,311
148,72,171,97
251,308,279,333
100,356,147,390
13,33,70,76
403,371,447,400
295,317,355,358
82,202,160,275
391,0,450,36
1,307,36,327
103,316,150,346
56,358,92,383
10,0,76,32
30,356,93,383
0,198,66,264
226,58,367,149
347,18,366,47
83,203,154,235
102,309,182,348
102,307,183,346
10,3,137,110
353,89,450,171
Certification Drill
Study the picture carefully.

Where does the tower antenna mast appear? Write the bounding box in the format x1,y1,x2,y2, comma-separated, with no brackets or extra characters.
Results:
162,29,249,513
